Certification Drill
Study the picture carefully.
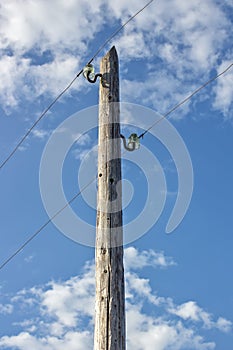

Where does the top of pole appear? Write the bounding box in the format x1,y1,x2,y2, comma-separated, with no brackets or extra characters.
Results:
103,45,118,61
99,46,119,104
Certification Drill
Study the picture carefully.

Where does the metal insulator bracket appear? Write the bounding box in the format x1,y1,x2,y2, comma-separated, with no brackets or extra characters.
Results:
83,64,102,84
120,134,140,152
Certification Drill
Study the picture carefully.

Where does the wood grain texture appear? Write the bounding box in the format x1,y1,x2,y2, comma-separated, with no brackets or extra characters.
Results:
94,46,126,350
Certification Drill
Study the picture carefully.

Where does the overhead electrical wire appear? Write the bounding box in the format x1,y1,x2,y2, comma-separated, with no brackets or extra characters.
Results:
89,0,155,62
0,61,232,272
0,74,82,171
0,0,155,172
0,178,95,271
139,62,233,139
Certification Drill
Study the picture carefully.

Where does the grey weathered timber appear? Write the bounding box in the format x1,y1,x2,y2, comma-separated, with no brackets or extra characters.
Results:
94,46,126,350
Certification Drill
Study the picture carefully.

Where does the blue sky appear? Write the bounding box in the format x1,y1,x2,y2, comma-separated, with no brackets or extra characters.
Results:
0,0,233,349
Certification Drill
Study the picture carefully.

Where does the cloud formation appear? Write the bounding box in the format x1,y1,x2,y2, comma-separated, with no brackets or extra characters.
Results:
0,0,232,119
169,301,232,333
0,247,231,349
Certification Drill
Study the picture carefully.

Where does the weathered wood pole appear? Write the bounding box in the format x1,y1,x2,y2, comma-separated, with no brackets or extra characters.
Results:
94,46,126,350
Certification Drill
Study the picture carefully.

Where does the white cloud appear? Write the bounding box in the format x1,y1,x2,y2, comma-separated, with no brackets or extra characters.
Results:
71,126,98,167
40,265,95,328
0,0,105,54
28,54,80,98
112,0,229,68
0,331,92,350
0,0,106,110
0,303,13,315
169,301,212,325
73,145,97,163
12,319,38,334
115,30,151,61
116,0,232,118
72,148,90,162
216,317,232,333
124,246,176,270
73,133,92,146
107,0,144,18
24,254,35,263
126,304,216,350
0,0,231,118
121,73,194,119
0,247,231,350
32,129,50,140
213,60,233,119
168,301,232,333
0,51,82,111
0,55,31,109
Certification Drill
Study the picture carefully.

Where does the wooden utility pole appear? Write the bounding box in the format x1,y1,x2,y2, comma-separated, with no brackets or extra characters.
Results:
94,46,126,349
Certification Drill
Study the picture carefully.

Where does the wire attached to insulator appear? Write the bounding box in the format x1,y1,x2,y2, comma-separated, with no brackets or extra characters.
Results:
87,71,103,84
138,62,233,139
83,64,102,84
120,134,140,151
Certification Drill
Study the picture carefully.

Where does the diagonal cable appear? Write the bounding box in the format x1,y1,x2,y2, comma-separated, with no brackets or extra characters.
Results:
88,0,155,63
0,0,155,171
0,177,95,271
139,62,233,138
0,61,232,272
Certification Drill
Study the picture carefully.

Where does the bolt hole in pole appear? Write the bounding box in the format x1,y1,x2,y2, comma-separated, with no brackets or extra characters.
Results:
110,178,114,184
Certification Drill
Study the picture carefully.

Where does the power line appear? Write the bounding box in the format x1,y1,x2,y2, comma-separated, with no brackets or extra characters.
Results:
0,178,95,271
0,0,155,172
1,61,232,272
89,0,155,63
0,73,82,171
139,62,233,138
0,141,133,272
0,3,230,269
0,148,129,271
